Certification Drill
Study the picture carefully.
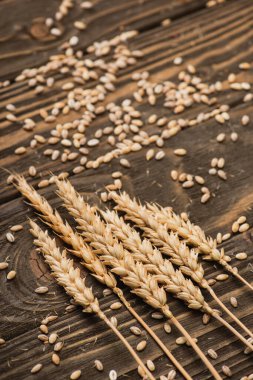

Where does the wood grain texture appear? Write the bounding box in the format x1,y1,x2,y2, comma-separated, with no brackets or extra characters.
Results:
0,0,253,379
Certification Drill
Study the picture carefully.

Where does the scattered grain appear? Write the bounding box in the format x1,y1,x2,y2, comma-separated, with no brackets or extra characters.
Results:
70,370,82,380
235,252,247,260
207,349,218,359
31,364,43,374
35,286,49,294
94,359,103,371
216,274,229,281
7,270,16,280
239,223,249,233
136,340,147,351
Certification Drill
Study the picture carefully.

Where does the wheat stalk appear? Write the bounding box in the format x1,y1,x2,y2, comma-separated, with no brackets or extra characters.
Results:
13,175,190,379
110,191,253,341
29,220,155,380
101,209,253,350
146,202,253,292
55,178,222,380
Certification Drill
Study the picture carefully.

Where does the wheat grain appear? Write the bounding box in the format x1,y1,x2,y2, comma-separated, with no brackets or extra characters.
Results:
7,270,16,280
30,220,154,380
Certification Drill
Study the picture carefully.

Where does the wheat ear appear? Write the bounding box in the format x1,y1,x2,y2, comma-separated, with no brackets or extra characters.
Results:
101,209,253,351
29,220,155,380
147,202,253,292
55,179,222,380
14,175,189,379
110,191,253,341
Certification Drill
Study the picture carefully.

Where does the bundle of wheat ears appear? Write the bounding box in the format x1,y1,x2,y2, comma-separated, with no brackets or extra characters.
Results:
13,174,252,380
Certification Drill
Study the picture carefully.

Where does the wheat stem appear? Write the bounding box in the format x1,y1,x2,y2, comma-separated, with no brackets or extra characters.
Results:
29,220,154,380
110,191,253,340
55,179,220,380
146,202,253,292
101,208,253,350
14,175,190,379
207,286,253,340
170,316,222,380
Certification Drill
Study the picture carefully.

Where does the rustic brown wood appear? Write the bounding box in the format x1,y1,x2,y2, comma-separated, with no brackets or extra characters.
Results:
0,0,253,379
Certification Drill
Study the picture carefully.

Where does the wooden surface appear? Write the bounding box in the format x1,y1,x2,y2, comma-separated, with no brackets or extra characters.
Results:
0,0,253,379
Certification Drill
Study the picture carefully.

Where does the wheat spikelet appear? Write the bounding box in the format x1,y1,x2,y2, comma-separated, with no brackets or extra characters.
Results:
29,220,155,380
14,175,190,379
101,209,253,348
146,203,253,291
110,191,253,341
55,179,222,380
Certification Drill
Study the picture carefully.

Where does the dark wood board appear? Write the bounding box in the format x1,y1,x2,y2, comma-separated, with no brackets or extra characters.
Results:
0,0,253,379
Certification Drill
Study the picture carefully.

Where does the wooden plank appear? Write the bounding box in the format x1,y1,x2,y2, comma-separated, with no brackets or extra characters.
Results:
0,0,253,379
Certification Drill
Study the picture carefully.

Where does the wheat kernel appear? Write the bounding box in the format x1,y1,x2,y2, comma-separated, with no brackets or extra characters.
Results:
222,365,232,377
146,149,155,161
49,333,58,344
70,370,82,380
52,353,60,365
202,313,211,325
7,270,16,280
109,369,117,380
232,221,239,233
216,133,225,142
94,359,103,371
136,340,147,351
151,312,164,320
216,274,229,281
6,232,15,242
10,225,23,232
235,252,247,260
31,364,43,374
195,176,205,185
164,322,172,333
130,326,142,336
207,349,218,359
110,302,122,310
15,146,27,155
35,286,49,294
54,341,64,352
176,336,187,345
167,370,176,380
237,216,246,224
0,338,6,345
174,148,187,156
155,150,165,160
222,233,231,241
120,158,131,168
239,223,249,232
39,324,48,334
241,115,250,126
170,170,178,181
230,297,238,308
37,334,48,342
147,360,155,371
230,132,238,142
0,262,8,270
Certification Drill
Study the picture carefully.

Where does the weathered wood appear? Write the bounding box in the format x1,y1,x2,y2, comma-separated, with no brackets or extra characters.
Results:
0,0,253,379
